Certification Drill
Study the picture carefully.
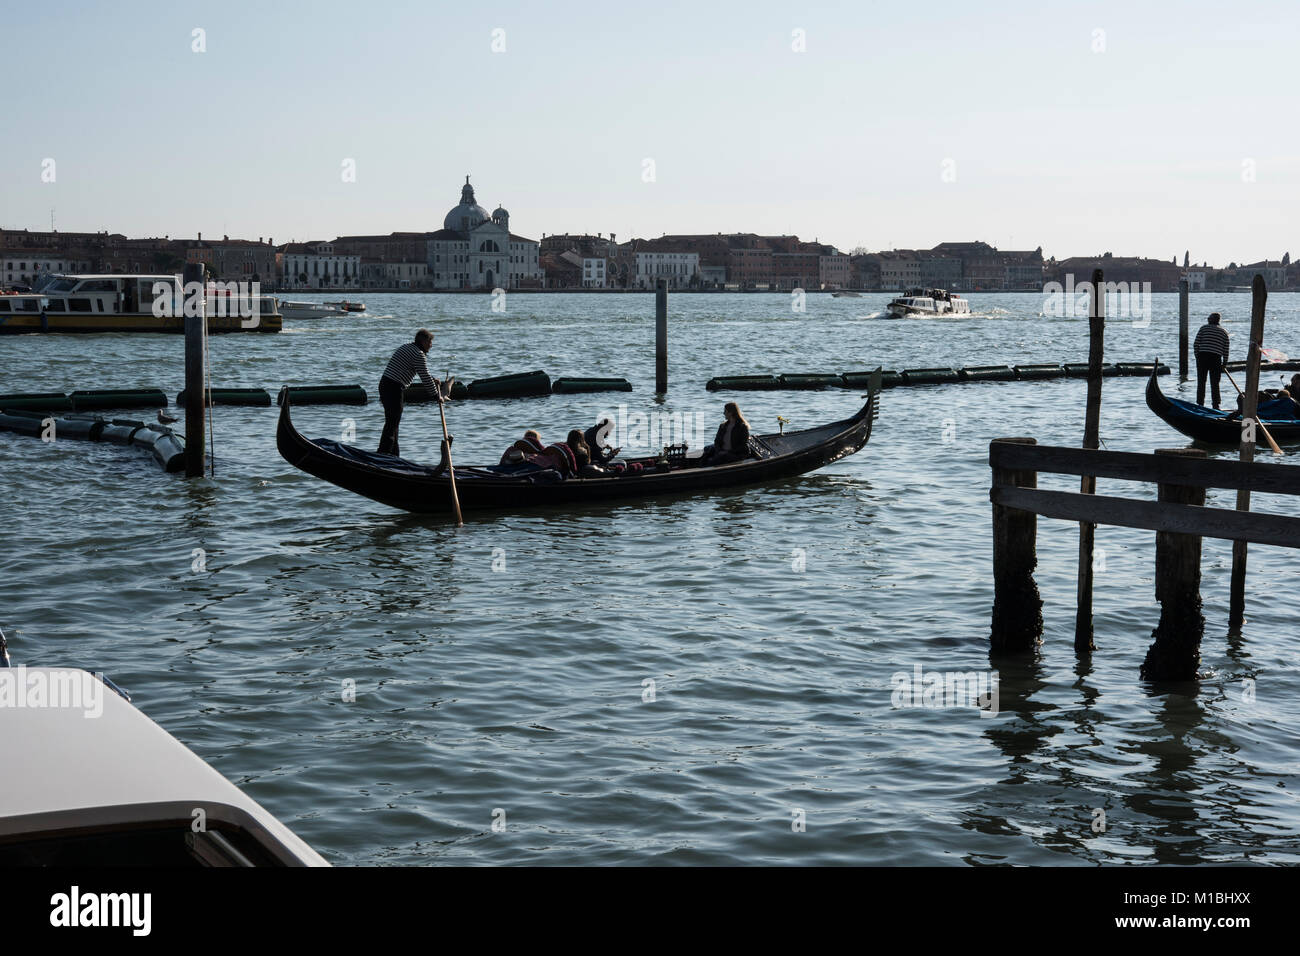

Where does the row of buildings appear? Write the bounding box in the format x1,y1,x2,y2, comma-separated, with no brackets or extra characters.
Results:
2,180,1295,292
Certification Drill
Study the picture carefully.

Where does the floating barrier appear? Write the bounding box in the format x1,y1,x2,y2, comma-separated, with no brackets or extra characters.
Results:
902,367,960,386
551,377,634,394
1014,364,1066,381
959,365,1016,382
276,385,367,406
0,412,183,471
1063,363,1118,378
1114,362,1170,377
778,373,842,390
176,387,273,407
0,392,73,412
706,375,780,391
467,370,552,399
404,381,470,402
842,370,902,389
70,388,168,411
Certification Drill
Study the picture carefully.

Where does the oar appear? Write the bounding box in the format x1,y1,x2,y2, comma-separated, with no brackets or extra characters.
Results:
434,379,464,526
1223,367,1283,456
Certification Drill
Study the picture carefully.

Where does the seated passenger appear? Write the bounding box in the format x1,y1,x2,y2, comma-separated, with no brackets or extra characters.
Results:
700,401,751,466
583,418,620,465
566,429,605,477
500,429,546,465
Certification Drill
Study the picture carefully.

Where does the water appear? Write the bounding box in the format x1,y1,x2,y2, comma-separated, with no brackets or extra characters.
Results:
2,291,1298,865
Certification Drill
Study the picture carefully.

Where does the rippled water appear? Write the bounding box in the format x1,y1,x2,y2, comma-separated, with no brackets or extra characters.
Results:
2,292,1298,865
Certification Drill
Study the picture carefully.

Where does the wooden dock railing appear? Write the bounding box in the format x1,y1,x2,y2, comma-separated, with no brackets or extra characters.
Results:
989,437,1300,679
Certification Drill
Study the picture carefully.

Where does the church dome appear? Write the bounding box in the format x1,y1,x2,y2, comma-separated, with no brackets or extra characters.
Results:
444,177,489,232
492,205,508,219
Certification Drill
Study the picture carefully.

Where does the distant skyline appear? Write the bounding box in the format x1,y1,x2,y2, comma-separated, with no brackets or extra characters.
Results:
2,1,1297,265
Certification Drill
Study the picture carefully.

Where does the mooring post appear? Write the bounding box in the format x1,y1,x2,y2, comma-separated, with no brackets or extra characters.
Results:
655,278,668,394
1229,275,1268,630
1178,278,1189,382
1140,447,1208,680
1075,267,1105,654
991,437,1043,654
182,263,206,478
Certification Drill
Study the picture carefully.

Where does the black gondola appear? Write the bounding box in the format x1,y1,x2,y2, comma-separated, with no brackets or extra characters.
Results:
1145,363,1300,444
276,377,880,515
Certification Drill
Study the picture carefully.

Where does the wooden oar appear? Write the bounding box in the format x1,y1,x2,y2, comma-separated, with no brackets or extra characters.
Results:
434,380,464,525
1223,367,1283,456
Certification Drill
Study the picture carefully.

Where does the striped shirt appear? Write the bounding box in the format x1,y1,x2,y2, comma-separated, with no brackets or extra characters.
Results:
1193,323,1229,360
381,342,437,391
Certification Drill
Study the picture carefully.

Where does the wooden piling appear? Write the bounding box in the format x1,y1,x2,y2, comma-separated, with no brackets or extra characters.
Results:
1178,279,1189,382
655,279,668,394
1140,448,1207,680
182,263,206,478
991,437,1043,654
1075,268,1104,654
1228,275,1268,630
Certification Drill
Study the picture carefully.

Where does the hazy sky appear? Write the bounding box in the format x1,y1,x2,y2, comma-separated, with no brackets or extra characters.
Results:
2,0,1296,265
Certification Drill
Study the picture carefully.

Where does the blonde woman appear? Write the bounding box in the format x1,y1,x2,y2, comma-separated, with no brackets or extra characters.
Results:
701,401,751,466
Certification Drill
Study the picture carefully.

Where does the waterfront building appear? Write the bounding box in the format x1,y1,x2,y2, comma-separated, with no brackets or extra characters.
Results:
2,252,94,287
426,177,542,289
186,236,279,286
280,241,362,289
359,259,429,289
624,239,700,289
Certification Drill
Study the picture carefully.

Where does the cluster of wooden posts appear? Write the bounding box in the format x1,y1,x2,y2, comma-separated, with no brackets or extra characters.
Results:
990,271,1293,678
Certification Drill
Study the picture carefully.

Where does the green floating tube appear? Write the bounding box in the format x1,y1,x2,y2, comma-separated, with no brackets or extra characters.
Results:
842,370,902,389
276,385,368,406
959,365,1016,382
176,387,273,407
902,367,960,386
1114,362,1170,376
706,375,780,391
1063,363,1118,378
130,425,186,473
70,388,167,411
0,392,72,412
0,411,47,436
467,370,552,399
404,381,470,403
1014,364,1066,380
552,377,634,394
778,373,842,390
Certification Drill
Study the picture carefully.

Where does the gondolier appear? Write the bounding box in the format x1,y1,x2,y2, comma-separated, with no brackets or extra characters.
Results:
1193,312,1230,409
378,329,452,457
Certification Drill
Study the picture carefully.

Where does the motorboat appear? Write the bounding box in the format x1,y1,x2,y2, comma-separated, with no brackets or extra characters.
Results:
886,288,970,317
277,300,348,320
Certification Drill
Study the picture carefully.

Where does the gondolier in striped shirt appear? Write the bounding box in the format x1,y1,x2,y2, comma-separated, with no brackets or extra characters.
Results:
377,329,452,457
1193,312,1230,409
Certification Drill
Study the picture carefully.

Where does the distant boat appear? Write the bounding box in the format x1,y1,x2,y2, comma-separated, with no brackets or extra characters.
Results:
831,291,862,298
324,300,366,313
278,300,347,320
886,288,970,318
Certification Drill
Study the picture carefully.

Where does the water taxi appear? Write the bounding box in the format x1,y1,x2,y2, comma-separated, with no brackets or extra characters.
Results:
278,300,348,320
0,274,281,333
886,288,971,318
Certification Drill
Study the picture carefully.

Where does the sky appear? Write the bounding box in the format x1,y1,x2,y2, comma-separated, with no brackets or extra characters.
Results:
2,0,1297,266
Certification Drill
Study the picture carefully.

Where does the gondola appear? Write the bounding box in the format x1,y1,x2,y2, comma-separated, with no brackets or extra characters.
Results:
1145,363,1300,444
276,376,880,515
